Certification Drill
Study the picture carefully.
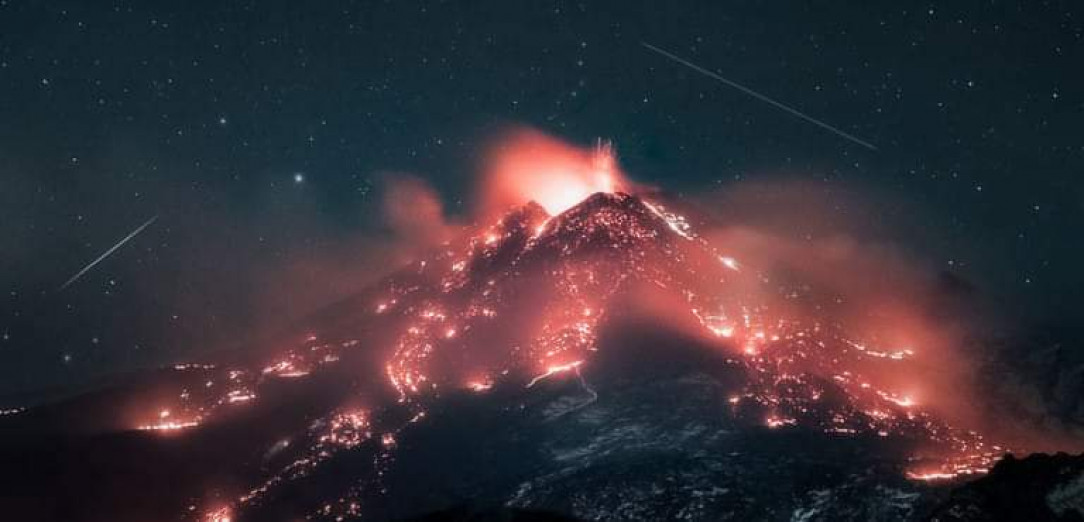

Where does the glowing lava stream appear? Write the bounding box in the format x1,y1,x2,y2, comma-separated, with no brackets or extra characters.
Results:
526,360,585,388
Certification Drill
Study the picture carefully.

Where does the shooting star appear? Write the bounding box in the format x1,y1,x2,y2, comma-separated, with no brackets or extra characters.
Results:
59,215,159,290
641,42,878,151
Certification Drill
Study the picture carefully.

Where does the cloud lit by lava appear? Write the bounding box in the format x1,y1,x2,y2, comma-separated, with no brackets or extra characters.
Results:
477,126,634,217
688,179,993,435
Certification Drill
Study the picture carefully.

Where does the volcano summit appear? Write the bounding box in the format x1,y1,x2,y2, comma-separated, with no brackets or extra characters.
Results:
0,191,1075,521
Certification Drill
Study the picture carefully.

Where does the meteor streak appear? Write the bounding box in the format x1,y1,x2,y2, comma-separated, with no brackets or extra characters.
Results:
59,215,159,290
641,42,878,151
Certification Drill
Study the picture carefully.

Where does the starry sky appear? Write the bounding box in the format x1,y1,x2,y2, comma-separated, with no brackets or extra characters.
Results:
1,0,1081,399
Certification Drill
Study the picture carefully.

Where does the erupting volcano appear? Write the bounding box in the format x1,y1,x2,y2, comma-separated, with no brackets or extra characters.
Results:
0,137,1063,522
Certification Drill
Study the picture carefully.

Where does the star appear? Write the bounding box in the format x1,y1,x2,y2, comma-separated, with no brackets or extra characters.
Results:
293,172,305,184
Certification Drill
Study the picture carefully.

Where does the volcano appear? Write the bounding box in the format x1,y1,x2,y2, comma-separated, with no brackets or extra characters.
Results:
0,191,1077,521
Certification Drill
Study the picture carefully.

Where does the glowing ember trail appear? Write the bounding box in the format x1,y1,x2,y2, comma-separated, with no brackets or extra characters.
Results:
137,419,201,432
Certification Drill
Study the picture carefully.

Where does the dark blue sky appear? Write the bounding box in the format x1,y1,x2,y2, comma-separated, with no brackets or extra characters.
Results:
1,0,1081,397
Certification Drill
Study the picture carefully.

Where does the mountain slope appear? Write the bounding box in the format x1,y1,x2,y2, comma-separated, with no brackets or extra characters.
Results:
0,191,1031,521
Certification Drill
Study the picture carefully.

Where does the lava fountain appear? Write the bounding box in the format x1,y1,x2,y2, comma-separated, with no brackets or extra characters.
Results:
479,127,630,216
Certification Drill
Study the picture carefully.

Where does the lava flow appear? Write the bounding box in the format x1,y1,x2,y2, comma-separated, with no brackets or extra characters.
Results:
114,134,1012,520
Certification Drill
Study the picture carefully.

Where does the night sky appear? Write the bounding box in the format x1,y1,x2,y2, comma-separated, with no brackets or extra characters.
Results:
1,1,1081,399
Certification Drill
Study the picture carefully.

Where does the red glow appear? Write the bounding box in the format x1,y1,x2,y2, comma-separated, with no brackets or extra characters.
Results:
466,379,493,392
137,419,201,432
480,128,629,215
204,507,233,522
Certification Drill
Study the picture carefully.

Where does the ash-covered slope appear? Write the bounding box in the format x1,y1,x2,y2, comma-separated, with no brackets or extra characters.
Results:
0,191,1043,522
